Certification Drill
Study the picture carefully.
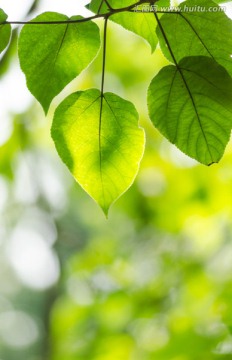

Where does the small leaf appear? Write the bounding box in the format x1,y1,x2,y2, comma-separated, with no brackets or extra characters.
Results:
148,56,232,165
88,0,160,52
51,89,145,215
157,0,232,76
111,11,158,52
0,9,11,54
87,0,135,13
18,12,100,113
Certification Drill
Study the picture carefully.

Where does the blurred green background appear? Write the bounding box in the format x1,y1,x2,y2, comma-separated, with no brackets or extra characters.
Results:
1,1,232,359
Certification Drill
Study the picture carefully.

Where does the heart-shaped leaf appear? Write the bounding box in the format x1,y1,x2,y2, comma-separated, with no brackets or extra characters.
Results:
148,56,232,165
18,12,100,113
0,9,11,54
51,89,145,215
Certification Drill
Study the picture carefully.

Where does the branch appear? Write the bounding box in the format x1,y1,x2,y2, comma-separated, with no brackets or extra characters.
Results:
0,0,150,26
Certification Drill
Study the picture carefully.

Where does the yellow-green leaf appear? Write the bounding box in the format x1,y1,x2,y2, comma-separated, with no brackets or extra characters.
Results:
51,89,145,215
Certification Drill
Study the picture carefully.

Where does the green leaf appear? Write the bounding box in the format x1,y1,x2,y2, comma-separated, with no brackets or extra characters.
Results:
148,56,232,165
111,9,159,52
87,0,135,13
0,9,11,54
87,0,159,52
157,0,232,76
18,12,100,114
51,89,145,215
0,29,17,78
213,0,231,3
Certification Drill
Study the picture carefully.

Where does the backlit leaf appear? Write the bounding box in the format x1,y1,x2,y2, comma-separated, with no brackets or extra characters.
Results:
148,56,232,165
51,89,145,215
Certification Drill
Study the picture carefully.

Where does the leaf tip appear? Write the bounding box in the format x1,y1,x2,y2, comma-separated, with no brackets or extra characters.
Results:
41,101,50,115
101,205,109,219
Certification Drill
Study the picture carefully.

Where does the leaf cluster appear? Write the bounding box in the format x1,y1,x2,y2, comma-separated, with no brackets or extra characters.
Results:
0,0,232,214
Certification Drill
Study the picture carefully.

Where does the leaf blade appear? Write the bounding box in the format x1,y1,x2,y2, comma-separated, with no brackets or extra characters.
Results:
51,89,145,215
148,56,232,165
0,9,11,54
18,13,100,113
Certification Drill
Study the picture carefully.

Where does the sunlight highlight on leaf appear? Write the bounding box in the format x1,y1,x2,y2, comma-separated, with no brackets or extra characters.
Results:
51,89,145,215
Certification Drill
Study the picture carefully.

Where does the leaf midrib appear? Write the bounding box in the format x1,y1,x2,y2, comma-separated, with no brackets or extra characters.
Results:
155,11,214,161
